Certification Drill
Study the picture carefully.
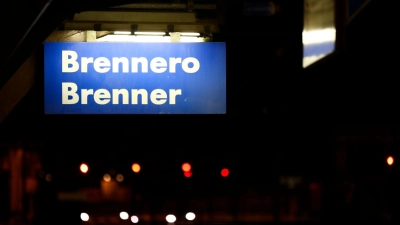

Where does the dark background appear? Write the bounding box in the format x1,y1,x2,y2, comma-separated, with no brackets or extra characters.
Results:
1,0,400,224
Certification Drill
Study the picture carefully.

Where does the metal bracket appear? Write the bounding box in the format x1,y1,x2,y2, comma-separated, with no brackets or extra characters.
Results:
130,24,138,34
187,0,194,12
94,24,102,31
203,25,212,40
204,25,211,35
167,25,175,33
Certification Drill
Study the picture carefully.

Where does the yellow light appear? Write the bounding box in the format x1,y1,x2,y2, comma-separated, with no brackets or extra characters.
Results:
80,163,89,173
132,163,141,173
387,156,394,166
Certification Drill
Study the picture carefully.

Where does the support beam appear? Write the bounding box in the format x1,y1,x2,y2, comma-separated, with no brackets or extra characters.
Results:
0,53,37,123
85,30,97,42
111,3,216,10
45,30,110,42
0,0,69,90
62,21,219,33
73,11,197,23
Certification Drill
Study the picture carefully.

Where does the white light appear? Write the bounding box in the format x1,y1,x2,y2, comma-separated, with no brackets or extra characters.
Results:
169,32,201,37
185,212,195,221
80,163,89,173
302,28,336,45
80,213,89,221
166,214,176,223
134,31,166,36
96,34,208,42
131,215,139,223
302,28,336,68
114,31,131,35
120,212,129,220
97,35,170,42
180,32,200,36
180,36,206,42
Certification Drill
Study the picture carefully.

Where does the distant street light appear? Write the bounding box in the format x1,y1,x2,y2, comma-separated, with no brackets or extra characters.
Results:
184,171,192,178
103,174,111,182
80,213,89,221
120,212,129,220
185,212,195,221
182,163,191,172
80,163,88,173
387,156,394,166
131,215,139,223
166,214,176,223
221,168,229,177
132,163,141,173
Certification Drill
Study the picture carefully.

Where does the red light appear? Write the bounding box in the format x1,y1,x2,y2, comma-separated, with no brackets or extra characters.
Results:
221,168,229,177
184,171,192,178
182,163,191,172
387,156,394,166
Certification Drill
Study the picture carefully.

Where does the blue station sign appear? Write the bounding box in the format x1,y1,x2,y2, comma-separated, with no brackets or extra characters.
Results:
44,42,226,114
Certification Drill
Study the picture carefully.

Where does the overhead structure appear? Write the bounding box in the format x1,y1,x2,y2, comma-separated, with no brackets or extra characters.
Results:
55,0,221,39
0,0,223,123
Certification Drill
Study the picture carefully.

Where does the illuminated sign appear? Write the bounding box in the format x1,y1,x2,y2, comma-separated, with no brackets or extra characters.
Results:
44,42,226,114
303,0,336,68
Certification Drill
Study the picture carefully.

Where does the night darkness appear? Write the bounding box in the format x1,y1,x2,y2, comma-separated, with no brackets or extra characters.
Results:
1,0,400,225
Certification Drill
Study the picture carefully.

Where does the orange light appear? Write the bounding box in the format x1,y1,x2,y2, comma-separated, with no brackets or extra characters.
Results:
103,174,111,182
80,163,88,173
184,171,192,178
182,163,191,172
387,156,394,166
132,163,141,173
221,168,229,177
